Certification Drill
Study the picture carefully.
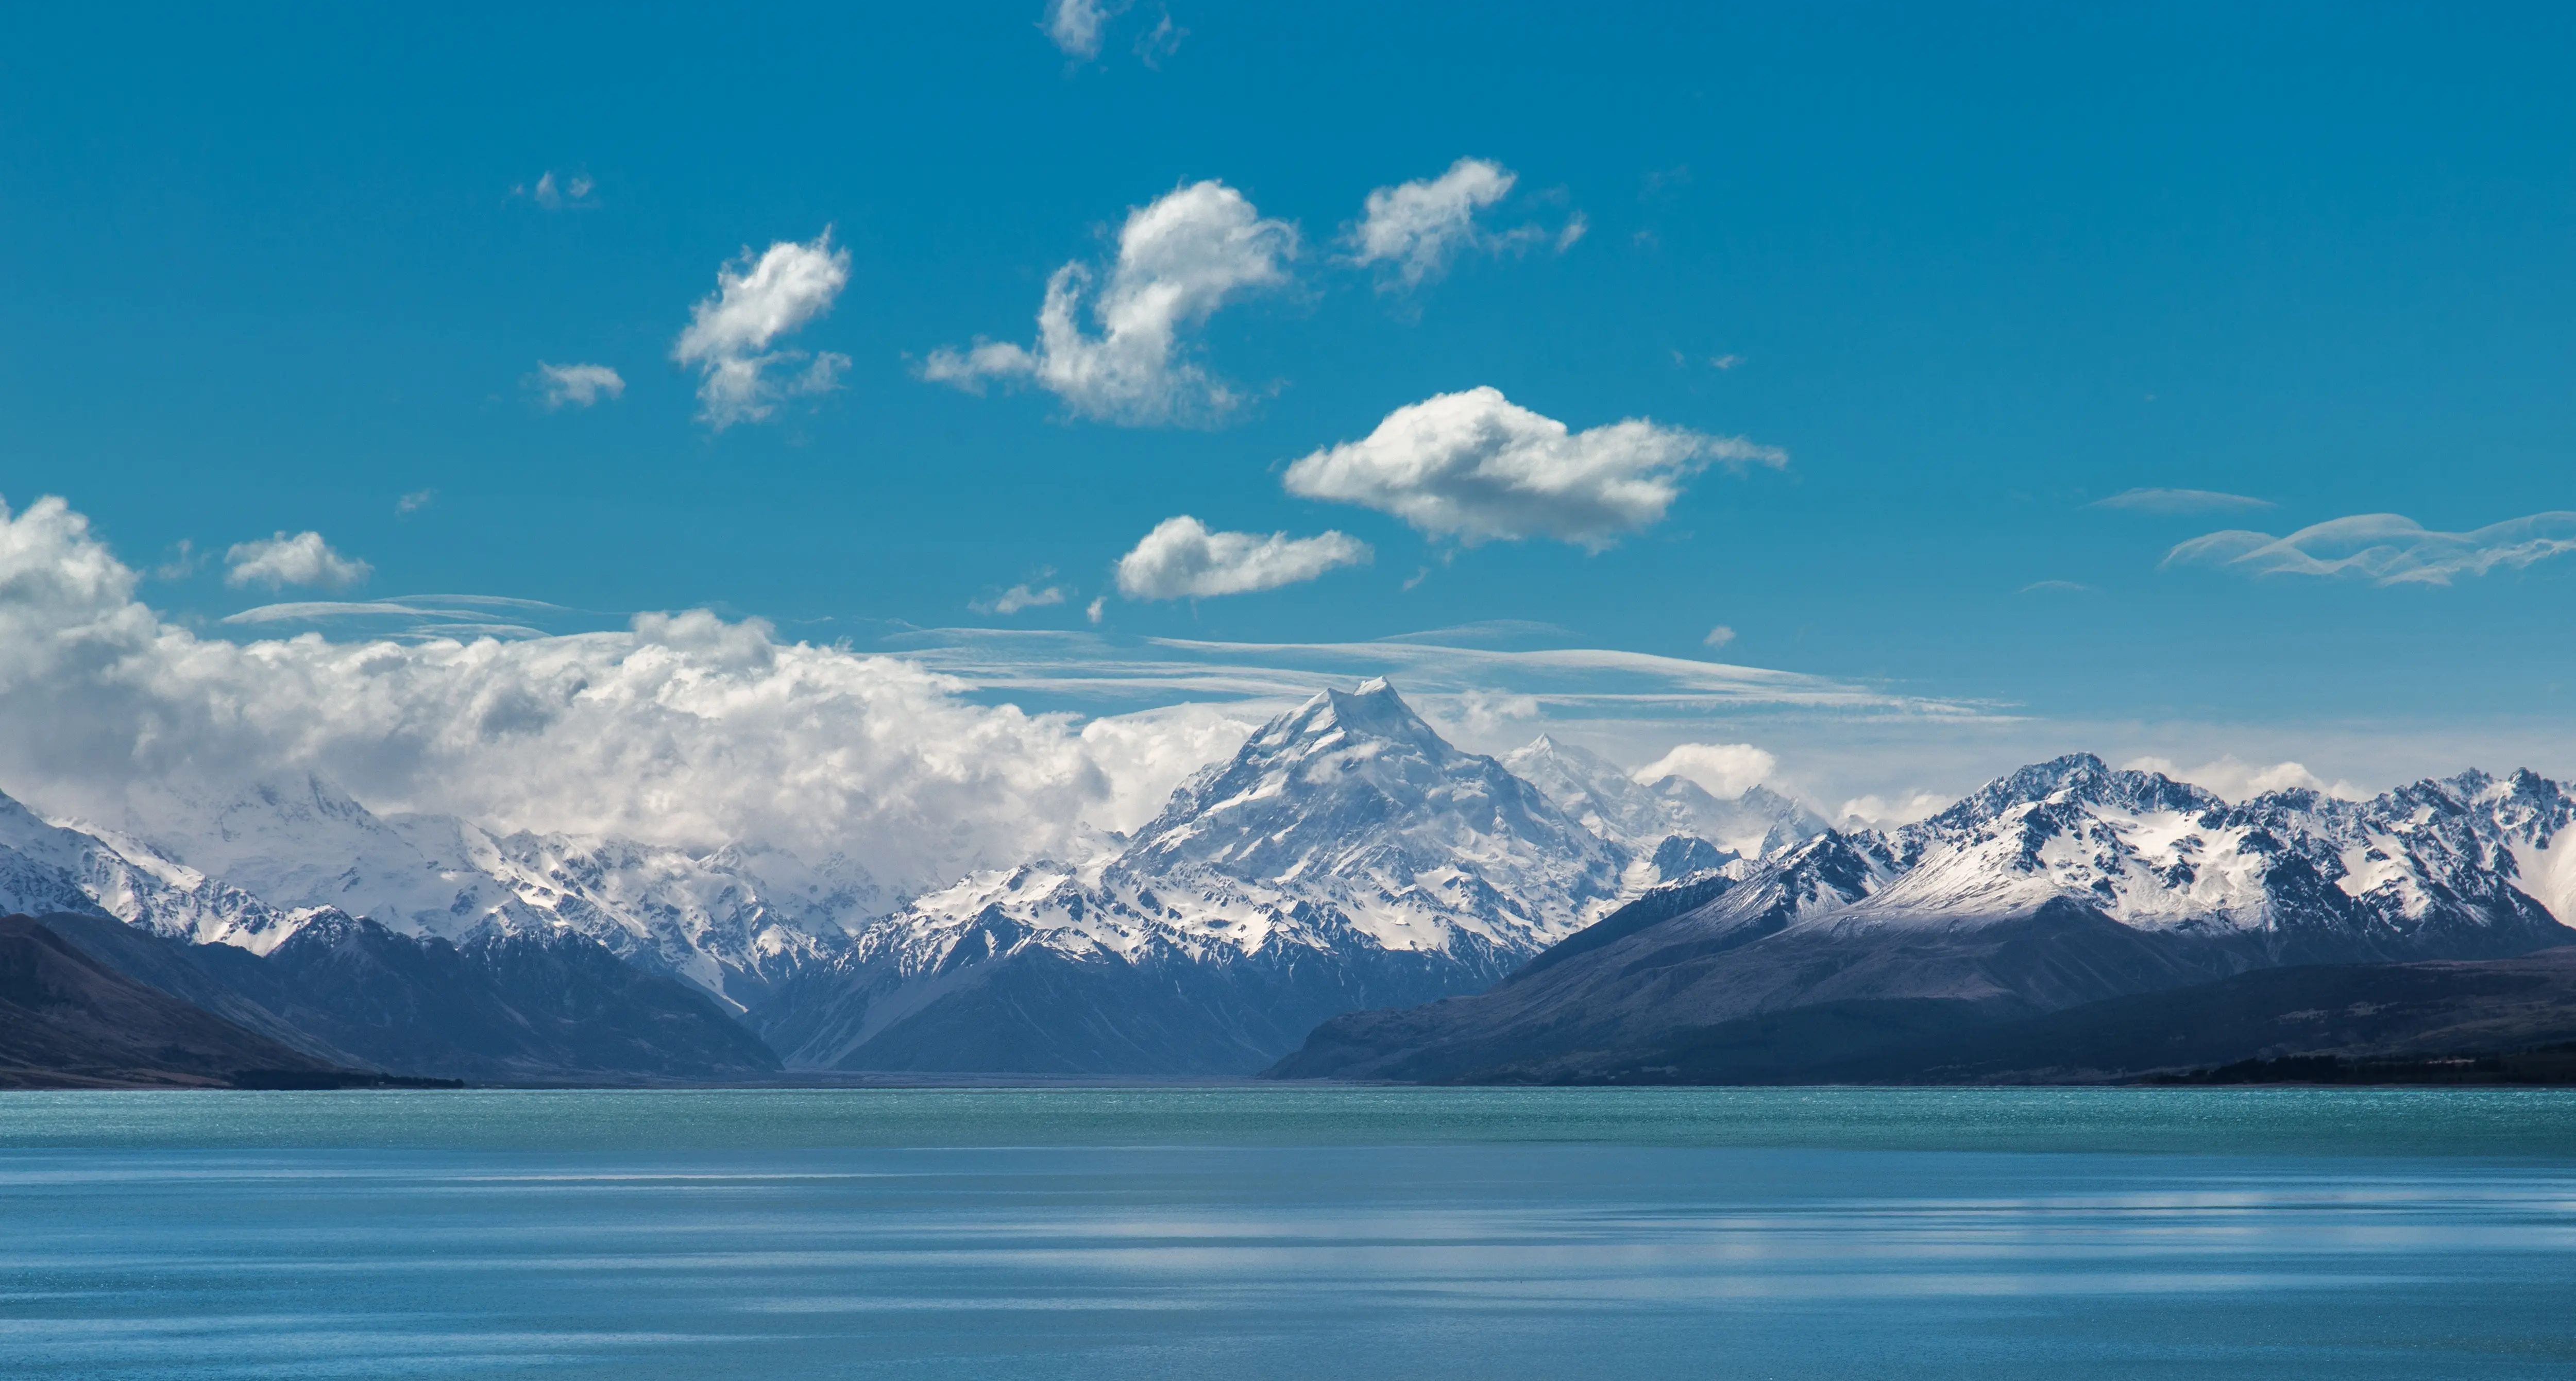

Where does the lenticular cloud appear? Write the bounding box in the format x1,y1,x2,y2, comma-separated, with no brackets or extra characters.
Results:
0,495,1236,891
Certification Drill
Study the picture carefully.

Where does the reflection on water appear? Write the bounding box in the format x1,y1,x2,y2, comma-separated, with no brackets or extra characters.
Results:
2,1089,2574,1378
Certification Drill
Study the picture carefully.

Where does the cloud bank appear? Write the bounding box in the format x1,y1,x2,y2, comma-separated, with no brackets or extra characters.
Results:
0,495,1255,892
674,232,852,429
1282,386,1786,549
224,532,371,591
1114,516,1370,599
924,181,1295,425
2165,511,2576,586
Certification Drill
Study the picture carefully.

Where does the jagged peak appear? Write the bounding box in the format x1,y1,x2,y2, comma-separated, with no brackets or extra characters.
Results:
1933,752,2218,827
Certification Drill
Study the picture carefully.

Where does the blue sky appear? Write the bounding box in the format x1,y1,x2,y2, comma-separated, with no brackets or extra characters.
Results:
3,2,2572,825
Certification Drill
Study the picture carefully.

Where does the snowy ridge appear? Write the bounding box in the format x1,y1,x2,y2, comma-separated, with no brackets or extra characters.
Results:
1702,755,2575,953
0,792,303,948
22,776,884,1006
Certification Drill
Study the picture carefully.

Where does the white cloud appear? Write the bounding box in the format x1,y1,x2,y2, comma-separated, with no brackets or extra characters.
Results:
1085,596,1106,625
1633,741,1776,800
1444,689,1542,740
923,181,1295,426
673,232,853,429
2020,579,2092,594
1346,157,1524,290
1702,625,1735,650
535,362,626,409
1281,386,1786,549
2093,487,2273,514
396,489,437,515
223,531,371,591
151,539,200,582
2122,755,2361,803
2165,511,2576,586
1839,791,1950,829
1043,0,1116,57
0,495,1260,893
527,171,597,210
1133,10,1183,65
974,583,1069,616
1114,516,1370,600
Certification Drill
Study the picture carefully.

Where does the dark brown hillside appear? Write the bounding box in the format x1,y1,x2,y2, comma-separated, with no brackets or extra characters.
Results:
0,914,350,1088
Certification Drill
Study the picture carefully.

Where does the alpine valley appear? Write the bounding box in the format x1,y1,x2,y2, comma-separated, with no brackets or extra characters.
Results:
4,680,2575,1085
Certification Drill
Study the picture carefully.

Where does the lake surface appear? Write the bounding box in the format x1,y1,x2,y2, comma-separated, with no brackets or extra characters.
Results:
4,1087,2576,1378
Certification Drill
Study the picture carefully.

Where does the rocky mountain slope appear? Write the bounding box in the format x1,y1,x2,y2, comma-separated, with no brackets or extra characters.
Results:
1272,755,2576,1082
0,914,347,1088
756,680,1627,1075
37,909,781,1083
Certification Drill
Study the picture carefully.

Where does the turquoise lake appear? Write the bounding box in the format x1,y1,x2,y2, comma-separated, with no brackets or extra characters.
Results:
5,1087,2576,1378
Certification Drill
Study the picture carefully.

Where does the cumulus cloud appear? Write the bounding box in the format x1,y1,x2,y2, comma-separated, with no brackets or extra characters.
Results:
2092,487,2273,514
922,181,1295,426
1282,386,1786,549
1702,625,1735,650
1633,742,1776,800
2123,755,2361,803
1839,791,1950,829
974,583,1069,616
224,532,371,591
1346,157,1529,290
674,232,853,429
2164,511,2576,586
535,362,625,409
1043,0,1115,57
0,495,1253,892
1114,515,1370,600
396,489,437,516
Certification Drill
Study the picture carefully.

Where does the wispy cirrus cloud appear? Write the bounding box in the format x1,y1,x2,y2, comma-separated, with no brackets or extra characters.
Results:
1282,386,1784,550
674,232,852,429
2091,487,2273,514
922,181,1295,426
1114,516,1370,600
2165,511,2576,586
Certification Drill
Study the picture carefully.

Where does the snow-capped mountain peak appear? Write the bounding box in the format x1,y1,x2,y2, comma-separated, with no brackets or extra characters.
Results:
1124,680,1613,912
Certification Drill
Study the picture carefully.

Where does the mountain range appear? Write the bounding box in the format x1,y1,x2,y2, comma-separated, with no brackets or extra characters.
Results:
1272,753,2576,1081
3,680,2573,1084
